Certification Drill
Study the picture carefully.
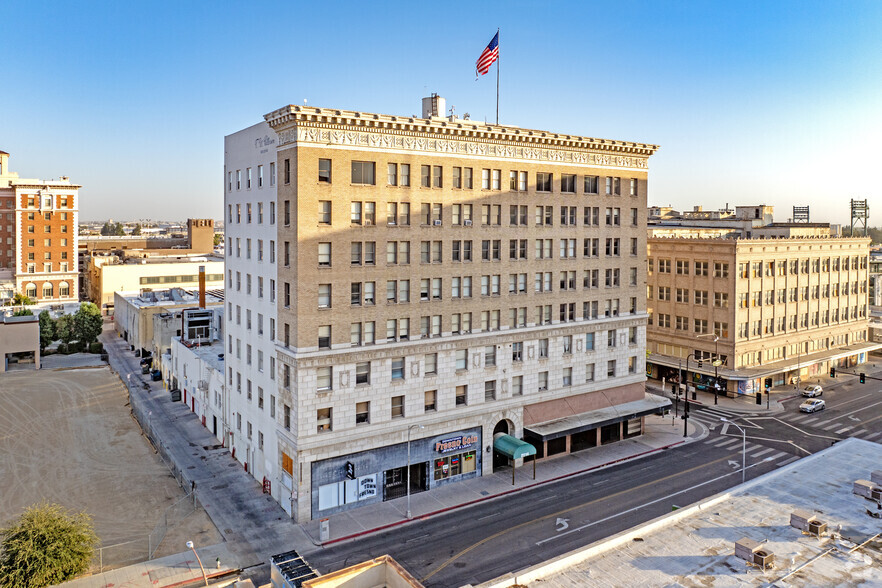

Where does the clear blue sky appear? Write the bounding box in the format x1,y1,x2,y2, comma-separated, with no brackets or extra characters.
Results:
2,1,880,224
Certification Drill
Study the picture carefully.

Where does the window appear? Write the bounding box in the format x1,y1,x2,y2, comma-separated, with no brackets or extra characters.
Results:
455,349,468,371
356,401,370,424
391,358,405,381
607,360,617,377
318,243,331,266
464,167,473,188
425,390,437,412
481,345,497,367
425,353,438,375
538,338,549,358
317,367,332,391
584,175,598,193
387,163,398,186
317,407,332,432
455,385,468,406
433,165,443,188
629,178,638,196
421,165,431,188
351,160,375,184
606,176,621,195
536,172,552,192
512,376,523,396
492,169,501,190
561,174,576,193
538,372,548,391
318,325,331,349
562,367,573,387
401,164,410,186
484,380,497,401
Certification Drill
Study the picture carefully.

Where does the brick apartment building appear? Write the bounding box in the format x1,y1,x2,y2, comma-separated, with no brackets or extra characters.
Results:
0,150,79,303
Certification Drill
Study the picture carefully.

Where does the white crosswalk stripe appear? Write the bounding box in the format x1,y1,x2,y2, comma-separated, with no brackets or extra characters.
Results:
835,426,854,434
852,429,868,436
751,448,775,458
766,451,789,461
715,438,742,448
820,423,841,431
789,414,812,423
779,456,801,466
865,431,882,440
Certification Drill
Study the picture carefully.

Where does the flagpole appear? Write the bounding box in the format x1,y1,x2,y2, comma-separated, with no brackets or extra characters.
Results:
496,28,500,124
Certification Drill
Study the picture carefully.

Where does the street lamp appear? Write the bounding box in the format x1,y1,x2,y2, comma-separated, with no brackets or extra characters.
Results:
406,424,424,519
720,418,746,484
185,540,209,586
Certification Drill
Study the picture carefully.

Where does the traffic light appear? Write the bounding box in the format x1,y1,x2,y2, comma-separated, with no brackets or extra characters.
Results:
698,360,703,369
830,367,836,378
671,383,677,395
860,373,866,384
764,378,772,390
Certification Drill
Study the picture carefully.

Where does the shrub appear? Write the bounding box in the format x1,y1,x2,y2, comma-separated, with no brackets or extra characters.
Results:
88,342,104,354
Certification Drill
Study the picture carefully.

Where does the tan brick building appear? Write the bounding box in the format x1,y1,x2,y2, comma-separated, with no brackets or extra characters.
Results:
255,97,665,521
647,206,879,399
0,150,79,303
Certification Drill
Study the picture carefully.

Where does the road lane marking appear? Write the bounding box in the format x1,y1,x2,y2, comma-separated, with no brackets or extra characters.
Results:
865,431,882,440
751,448,775,458
835,426,854,434
477,513,499,521
820,423,841,431
827,400,882,422
534,459,776,547
715,438,741,448
853,429,868,436
420,453,738,582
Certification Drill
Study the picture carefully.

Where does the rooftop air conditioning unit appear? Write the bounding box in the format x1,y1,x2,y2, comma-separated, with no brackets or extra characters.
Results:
872,488,882,502
855,479,876,499
464,220,473,226
871,470,882,486
433,220,442,226
753,550,774,569
808,520,827,537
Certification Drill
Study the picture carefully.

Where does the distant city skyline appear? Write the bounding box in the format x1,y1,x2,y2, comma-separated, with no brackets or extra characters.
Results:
2,0,880,224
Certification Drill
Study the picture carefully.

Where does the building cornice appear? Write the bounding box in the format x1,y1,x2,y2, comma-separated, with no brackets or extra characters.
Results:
264,104,658,171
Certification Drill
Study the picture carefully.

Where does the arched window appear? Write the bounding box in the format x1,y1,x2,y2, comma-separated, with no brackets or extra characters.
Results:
59,282,70,297
42,283,53,298
25,283,37,298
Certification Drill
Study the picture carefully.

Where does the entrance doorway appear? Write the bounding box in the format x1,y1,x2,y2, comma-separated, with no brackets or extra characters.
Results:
212,416,217,436
383,463,427,501
492,420,513,471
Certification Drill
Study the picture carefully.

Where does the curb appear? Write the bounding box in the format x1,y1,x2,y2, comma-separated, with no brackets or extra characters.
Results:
320,438,687,546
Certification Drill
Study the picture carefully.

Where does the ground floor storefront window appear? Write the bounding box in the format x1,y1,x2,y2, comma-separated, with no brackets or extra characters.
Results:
433,450,476,482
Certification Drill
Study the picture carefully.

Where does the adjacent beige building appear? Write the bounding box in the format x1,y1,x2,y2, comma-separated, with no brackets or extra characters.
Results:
647,205,878,397
87,254,224,314
261,97,663,521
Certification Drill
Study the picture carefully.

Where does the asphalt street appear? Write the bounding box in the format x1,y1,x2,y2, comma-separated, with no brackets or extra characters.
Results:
310,367,882,587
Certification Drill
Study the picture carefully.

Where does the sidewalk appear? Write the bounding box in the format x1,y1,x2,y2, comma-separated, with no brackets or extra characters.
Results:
299,412,703,546
60,543,238,588
644,380,792,414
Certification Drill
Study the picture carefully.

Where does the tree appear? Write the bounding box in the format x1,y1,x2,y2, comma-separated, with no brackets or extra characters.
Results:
99,221,126,237
12,309,33,317
56,314,75,346
38,311,56,351
0,502,98,588
213,232,223,247
11,293,33,306
131,223,142,236
73,303,102,344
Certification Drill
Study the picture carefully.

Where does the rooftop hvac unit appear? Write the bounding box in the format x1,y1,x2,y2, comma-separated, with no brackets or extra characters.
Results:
854,479,875,499
872,488,882,502
872,471,882,486
808,520,827,537
753,550,774,569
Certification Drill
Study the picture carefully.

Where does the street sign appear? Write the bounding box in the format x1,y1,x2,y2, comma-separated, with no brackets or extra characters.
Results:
712,360,723,367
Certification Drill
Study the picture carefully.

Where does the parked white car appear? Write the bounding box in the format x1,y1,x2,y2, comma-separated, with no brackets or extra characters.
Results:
802,385,823,397
800,398,826,413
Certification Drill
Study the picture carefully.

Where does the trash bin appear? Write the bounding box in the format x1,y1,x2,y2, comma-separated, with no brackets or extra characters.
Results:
756,392,762,405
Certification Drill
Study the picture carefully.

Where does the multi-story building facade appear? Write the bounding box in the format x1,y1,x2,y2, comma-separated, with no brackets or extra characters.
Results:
647,206,879,397
223,122,281,506
0,150,79,304
238,97,664,522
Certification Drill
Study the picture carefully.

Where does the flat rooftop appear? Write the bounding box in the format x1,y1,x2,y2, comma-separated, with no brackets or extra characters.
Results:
475,438,882,588
118,289,224,309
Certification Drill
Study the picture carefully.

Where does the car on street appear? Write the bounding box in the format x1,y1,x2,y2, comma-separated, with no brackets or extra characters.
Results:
800,398,826,413
802,385,823,397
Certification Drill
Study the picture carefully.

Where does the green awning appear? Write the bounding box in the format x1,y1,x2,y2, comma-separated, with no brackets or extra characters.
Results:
493,435,537,459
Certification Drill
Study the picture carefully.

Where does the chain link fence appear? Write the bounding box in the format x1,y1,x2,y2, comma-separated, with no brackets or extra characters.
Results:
86,367,201,573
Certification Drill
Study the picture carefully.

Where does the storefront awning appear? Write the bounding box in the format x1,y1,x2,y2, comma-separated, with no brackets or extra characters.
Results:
493,435,537,459
524,393,671,443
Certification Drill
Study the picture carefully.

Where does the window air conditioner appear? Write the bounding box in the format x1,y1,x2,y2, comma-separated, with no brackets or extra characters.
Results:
433,220,442,226
464,220,473,226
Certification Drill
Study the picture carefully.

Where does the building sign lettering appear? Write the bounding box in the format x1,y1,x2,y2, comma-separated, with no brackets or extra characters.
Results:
435,434,479,454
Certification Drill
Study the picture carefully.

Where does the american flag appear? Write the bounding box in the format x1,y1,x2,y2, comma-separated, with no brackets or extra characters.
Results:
476,32,499,77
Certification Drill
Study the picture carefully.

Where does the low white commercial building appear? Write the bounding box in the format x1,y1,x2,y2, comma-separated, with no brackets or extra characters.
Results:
170,307,227,445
